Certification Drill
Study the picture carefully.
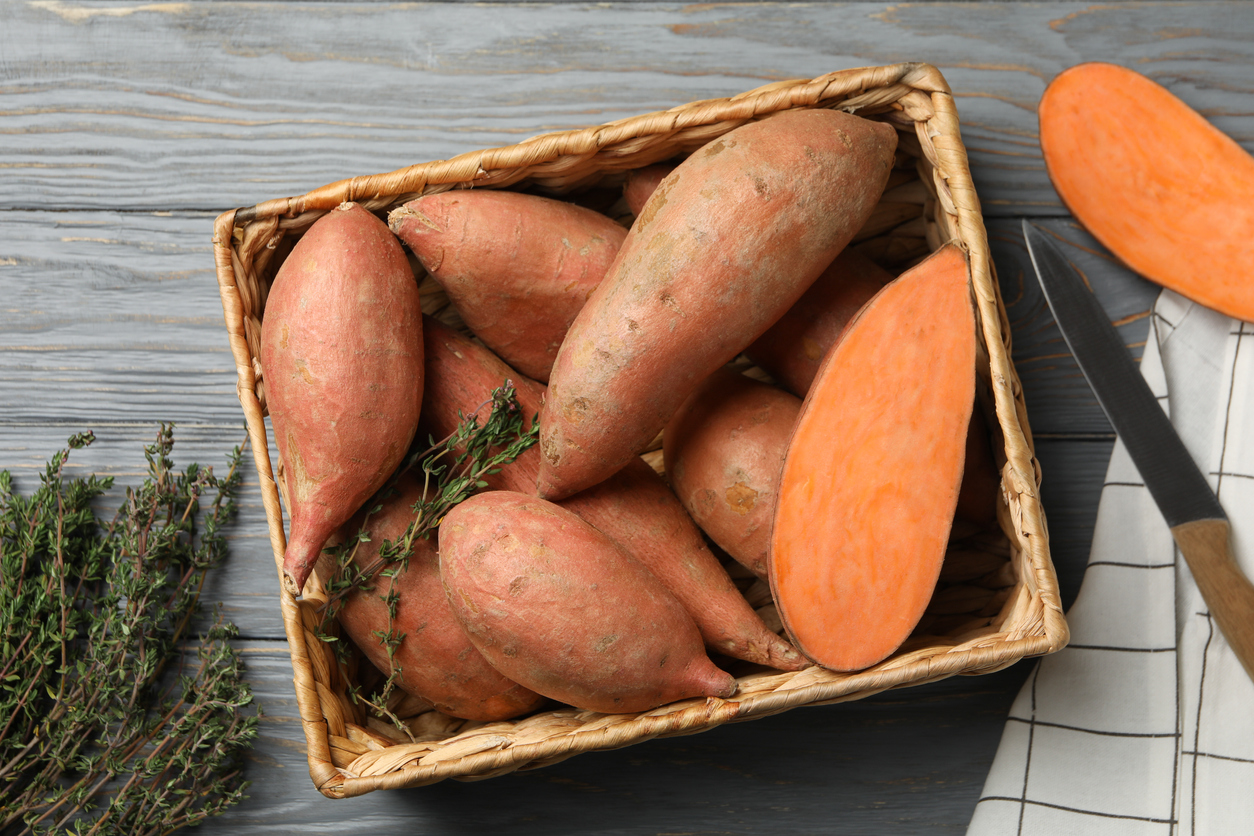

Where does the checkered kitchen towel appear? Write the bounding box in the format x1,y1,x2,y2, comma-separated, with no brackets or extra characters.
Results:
968,289,1254,835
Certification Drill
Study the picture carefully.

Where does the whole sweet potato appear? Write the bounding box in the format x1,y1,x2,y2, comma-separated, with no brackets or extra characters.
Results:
335,473,547,721
440,491,737,714
623,164,676,217
389,190,626,382
260,202,424,594
664,368,801,579
421,316,805,671
538,109,898,499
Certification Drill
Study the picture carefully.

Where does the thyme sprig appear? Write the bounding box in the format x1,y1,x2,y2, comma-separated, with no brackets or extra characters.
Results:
317,381,538,732
0,426,258,836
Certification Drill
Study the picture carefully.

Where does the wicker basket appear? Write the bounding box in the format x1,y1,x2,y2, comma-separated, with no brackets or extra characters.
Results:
212,62,1067,798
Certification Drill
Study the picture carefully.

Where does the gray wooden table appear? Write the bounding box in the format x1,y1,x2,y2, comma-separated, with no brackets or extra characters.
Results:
3,2,1248,832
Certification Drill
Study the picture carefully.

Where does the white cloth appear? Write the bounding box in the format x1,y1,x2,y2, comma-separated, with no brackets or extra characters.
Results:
967,290,1254,835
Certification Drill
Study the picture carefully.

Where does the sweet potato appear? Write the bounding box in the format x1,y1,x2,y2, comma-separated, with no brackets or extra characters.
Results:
664,368,801,579
733,247,998,526
770,244,975,671
744,249,892,396
389,190,627,382
336,474,546,721
538,109,898,499
623,164,675,217
439,491,737,713
260,202,424,594
1039,62,1254,321
956,406,1000,526
420,316,805,671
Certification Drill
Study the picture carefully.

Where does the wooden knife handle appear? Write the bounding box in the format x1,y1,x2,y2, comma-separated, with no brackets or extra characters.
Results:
1171,518,1254,683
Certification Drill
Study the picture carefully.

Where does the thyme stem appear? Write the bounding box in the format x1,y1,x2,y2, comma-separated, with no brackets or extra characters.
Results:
317,381,539,734
0,426,259,835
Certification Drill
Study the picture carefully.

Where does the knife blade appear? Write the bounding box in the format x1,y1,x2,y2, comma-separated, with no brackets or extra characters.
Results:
1023,220,1254,682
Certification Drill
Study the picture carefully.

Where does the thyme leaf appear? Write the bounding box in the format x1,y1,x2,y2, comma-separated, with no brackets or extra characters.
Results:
318,381,538,733
0,426,258,836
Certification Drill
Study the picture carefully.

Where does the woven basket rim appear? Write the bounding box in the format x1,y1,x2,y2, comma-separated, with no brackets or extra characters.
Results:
211,61,1068,798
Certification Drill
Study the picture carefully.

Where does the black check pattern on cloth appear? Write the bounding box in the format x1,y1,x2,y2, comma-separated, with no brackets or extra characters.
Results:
967,292,1254,836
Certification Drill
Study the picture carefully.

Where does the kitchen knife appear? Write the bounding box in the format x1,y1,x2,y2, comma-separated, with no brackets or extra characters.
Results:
1023,220,1254,682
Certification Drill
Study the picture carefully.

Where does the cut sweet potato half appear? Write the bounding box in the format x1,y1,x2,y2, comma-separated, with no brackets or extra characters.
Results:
770,243,975,671
1039,62,1254,322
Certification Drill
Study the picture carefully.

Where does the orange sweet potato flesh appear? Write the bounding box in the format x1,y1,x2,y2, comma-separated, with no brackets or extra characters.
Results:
421,317,805,671
440,491,737,714
665,367,801,580
336,474,546,721
260,203,424,594
1039,62,1254,322
771,244,975,671
538,109,899,500
744,249,892,396
389,190,627,382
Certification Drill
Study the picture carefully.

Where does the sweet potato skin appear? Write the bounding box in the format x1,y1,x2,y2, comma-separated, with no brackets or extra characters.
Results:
420,317,805,671
664,368,801,580
336,474,546,721
956,405,1000,526
1039,62,1254,322
623,165,676,217
440,492,737,714
744,249,892,396
770,244,975,672
389,190,626,382
538,109,898,500
260,202,424,593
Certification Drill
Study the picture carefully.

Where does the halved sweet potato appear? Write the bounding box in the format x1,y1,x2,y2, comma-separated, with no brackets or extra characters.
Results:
1039,62,1254,321
770,244,975,671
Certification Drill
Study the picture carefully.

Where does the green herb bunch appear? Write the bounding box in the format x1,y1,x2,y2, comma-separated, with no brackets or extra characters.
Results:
0,426,257,836
318,381,538,732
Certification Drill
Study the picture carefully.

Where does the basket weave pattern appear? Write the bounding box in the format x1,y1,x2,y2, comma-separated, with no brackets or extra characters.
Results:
212,62,1067,798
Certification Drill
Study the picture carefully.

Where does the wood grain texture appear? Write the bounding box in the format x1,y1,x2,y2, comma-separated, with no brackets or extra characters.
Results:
3,2,1249,831
2,2,1252,213
989,217,1161,435
0,421,288,636
0,211,242,423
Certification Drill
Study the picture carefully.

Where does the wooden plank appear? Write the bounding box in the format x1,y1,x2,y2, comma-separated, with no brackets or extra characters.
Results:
0,421,289,636
0,426,1117,650
0,210,242,424
2,2,1251,213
